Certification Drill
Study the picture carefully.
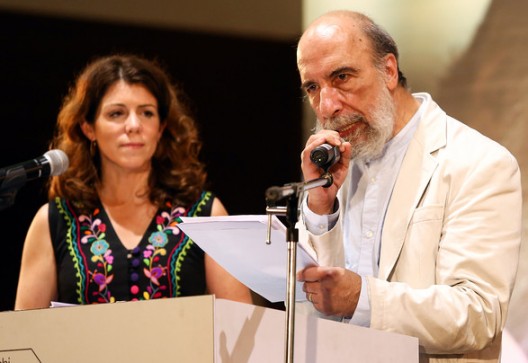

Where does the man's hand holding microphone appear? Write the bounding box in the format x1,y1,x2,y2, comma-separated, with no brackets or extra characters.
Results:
301,130,352,215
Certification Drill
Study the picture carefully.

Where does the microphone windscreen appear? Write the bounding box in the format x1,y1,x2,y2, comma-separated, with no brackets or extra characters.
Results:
44,149,69,176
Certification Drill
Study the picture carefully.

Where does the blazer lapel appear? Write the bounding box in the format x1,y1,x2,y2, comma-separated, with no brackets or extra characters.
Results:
378,96,447,280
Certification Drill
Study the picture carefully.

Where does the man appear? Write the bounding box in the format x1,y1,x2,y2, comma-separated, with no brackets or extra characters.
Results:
296,10,522,362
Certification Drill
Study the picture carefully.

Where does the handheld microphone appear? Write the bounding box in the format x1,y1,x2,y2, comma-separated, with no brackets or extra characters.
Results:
0,149,69,192
310,143,341,170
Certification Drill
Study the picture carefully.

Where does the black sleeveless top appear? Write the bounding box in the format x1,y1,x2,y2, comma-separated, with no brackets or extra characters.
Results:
49,191,214,304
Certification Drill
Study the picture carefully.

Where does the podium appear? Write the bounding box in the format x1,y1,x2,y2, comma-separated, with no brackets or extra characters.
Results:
0,296,418,362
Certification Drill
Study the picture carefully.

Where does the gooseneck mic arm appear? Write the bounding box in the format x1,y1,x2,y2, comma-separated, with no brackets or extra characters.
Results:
265,172,333,203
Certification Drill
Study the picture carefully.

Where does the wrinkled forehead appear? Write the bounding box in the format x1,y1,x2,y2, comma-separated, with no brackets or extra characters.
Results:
297,20,371,78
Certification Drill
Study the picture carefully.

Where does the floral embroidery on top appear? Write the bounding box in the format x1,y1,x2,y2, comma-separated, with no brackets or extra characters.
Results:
142,203,185,299
78,208,116,303
52,191,213,304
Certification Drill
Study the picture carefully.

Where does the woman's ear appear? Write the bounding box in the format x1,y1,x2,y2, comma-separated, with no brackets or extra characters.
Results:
158,122,167,141
80,121,95,141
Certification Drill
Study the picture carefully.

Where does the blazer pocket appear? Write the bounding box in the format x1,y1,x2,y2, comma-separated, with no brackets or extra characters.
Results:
410,204,444,224
403,205,444,284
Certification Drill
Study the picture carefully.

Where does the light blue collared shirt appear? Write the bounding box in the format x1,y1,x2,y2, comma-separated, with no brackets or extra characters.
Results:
304,94,427,326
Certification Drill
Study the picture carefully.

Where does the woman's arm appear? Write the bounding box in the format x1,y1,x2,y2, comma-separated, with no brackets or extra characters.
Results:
204,198,252,304
15,204,58,310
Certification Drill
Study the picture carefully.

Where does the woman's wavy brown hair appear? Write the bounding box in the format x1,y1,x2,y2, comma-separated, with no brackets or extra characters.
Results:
49,54,206,212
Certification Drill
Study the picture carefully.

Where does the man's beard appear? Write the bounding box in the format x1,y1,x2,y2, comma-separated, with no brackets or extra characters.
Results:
316,86,395,161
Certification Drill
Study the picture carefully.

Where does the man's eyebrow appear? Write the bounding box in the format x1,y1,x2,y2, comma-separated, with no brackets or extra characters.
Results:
300,66,360,90
329,66,359,79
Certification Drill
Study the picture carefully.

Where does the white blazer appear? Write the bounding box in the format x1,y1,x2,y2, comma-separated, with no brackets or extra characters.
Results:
303,93,522,362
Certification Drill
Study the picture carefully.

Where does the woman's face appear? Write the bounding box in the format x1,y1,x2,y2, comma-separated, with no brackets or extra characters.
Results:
82,80,164,174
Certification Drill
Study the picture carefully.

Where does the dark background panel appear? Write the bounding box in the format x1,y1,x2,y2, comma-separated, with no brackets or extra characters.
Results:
0,10,302,311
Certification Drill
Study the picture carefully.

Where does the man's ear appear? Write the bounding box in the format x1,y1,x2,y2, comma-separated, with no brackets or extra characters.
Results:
383,53,399,90
80,121,95,141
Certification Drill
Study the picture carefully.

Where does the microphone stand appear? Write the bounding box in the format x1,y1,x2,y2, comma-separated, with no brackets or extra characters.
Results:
265,172,333,363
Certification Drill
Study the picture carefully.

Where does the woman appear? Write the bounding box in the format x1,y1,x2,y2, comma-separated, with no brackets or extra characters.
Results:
15,54,252,308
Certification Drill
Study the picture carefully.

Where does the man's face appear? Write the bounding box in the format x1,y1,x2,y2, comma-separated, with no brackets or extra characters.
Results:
297,20,395,160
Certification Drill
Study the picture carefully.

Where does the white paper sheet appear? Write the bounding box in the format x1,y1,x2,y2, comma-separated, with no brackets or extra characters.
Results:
178,215,318,303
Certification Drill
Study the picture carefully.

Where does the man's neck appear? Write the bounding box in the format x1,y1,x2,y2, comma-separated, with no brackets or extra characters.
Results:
392,87,420,137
